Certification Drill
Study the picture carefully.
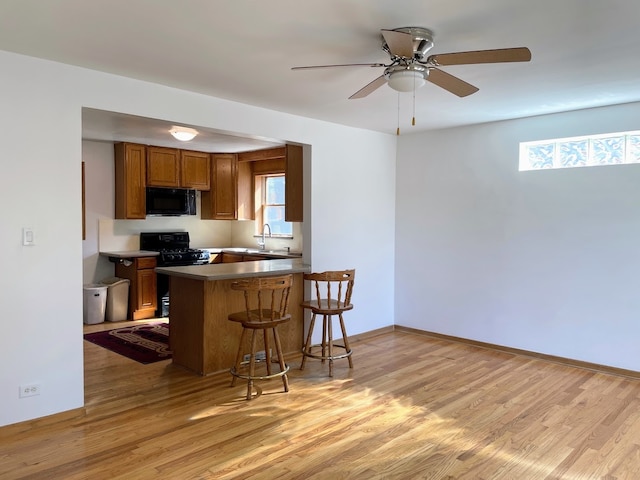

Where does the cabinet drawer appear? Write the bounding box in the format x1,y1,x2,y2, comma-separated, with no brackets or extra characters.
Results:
136,257,157,269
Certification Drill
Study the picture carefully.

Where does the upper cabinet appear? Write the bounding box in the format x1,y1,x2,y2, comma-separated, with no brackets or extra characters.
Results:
285,144,303,223
201,153,238,220
114,142,302,222
114,142,146,219
180,150,211,191
147,146,211,191
146,146,180,187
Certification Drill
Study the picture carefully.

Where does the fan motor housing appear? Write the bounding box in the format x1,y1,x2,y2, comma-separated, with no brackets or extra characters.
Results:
382,27,434,61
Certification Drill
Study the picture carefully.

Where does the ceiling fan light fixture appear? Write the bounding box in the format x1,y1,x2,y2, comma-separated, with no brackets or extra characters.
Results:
387,70,425,93
170,126,198,141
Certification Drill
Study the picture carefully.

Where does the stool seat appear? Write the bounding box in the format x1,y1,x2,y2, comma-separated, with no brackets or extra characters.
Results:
300,299,353,315
227,274,293,400
300,269,355,377
228,310,291,328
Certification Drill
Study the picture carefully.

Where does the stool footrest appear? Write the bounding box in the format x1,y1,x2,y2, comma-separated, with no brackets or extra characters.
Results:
230,364,290,382
302,343,352,361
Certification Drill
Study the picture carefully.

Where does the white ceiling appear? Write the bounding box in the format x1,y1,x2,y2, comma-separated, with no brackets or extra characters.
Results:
2,0,640,149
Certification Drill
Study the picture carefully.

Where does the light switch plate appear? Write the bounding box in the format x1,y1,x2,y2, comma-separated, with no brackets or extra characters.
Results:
23,227,35,246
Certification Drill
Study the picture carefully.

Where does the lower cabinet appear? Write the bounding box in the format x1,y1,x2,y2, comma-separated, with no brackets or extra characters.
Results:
213,252,272,263
115,256,158,320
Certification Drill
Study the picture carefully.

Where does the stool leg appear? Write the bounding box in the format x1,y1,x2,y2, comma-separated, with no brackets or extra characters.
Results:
263,329,272,376
272,327,289,393
231,327,247,387
338,313,353,369
247,329,258,400
327,314,334,377
321,314,328,363
300,312,317,371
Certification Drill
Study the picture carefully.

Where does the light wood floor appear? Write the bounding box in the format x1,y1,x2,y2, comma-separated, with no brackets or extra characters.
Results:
2,321,640,479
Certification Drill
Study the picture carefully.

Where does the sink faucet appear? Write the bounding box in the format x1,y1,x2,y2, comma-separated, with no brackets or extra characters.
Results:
258,223,271,250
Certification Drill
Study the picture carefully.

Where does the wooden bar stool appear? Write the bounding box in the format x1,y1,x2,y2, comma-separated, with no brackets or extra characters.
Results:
300,269,355,377
228,274,293,400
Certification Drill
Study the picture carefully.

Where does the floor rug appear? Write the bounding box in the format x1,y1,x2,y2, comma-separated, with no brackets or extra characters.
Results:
83,322,171,364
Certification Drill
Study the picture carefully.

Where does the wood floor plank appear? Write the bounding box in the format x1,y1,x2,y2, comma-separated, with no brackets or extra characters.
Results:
2,324,640,479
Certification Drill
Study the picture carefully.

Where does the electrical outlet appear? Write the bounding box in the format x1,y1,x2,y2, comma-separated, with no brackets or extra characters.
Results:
19,383,41,398
242,350,271,362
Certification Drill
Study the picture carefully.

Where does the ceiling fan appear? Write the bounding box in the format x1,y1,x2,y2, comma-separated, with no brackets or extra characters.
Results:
292,27,531,99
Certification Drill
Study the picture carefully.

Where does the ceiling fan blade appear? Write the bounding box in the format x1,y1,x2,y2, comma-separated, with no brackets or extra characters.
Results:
349,75,387,99
292,63,385,70
381,29,415,58
429,47,531,66
427,68,479,97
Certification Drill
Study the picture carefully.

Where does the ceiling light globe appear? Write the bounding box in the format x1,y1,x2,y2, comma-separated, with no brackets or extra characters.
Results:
170,127,198,141
387,70,425,93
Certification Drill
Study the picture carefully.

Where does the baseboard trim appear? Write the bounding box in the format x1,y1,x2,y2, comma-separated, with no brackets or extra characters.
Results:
394,325,640,380
349,325,395,343
1,406,86,430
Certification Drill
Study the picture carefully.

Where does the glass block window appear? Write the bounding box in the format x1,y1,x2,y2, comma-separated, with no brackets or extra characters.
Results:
519,130,640,171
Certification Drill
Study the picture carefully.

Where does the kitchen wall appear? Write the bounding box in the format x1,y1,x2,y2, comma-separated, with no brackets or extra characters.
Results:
396,101,640,371
1,50,396,427
82,139,304,285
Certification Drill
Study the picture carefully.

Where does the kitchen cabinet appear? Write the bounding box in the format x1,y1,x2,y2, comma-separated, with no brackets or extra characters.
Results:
221,253,244,263
243,254,266,262
212,252,276,263
114,142,146,219
201,153,238,220
180,150,210,190
146,146,211,190
285,144,303,222
147,146,180,187
115,256,158,320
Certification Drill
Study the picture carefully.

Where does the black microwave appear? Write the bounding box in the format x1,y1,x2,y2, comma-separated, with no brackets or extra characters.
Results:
146,187,196,216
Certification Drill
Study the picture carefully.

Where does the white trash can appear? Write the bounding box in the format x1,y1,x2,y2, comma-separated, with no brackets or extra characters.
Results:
83,284,108,324
100,277,131,322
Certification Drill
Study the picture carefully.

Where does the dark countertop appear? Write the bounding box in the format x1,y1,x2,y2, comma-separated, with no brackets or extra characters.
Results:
155,258,310,281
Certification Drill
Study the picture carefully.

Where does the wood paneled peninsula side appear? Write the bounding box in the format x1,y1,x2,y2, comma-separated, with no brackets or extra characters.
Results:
156,259,310,375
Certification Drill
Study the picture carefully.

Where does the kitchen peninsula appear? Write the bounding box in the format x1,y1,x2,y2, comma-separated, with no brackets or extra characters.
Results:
156,258,310,375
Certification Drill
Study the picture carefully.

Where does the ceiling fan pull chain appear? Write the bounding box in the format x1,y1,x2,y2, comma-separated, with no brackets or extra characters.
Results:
412,74,417,126
396,92,401,136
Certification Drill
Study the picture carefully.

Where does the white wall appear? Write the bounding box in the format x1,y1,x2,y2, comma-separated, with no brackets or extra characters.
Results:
396,102,640,371
0,50,396,427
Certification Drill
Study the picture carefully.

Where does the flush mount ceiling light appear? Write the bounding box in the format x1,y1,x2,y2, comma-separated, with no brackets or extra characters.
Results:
169,126,198,141
386,69,426,93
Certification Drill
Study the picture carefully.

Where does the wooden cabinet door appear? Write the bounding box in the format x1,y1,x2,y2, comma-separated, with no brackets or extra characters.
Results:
221,253,244,263
180,150,210,190
201,153,238,220
243,255,265,262
285,144,303,222
115,256,157,320
147,146,180,187
114,143,146,219
136,268,157,311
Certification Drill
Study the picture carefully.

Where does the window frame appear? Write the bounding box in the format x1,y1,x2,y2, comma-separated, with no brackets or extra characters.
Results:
254,172,293,238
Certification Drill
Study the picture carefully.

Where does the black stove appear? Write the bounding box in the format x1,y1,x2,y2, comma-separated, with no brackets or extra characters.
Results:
140,232,210,317
140,232,210,266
